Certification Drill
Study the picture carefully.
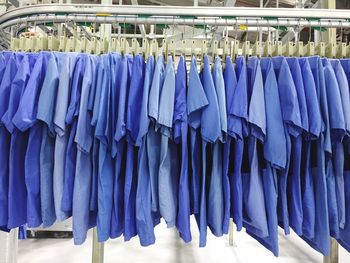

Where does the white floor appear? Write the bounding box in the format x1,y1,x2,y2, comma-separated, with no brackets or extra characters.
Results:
18,218,350,263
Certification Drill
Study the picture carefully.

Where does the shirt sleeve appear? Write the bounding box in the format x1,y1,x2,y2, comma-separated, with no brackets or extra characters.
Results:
37,53,59,135
75,56,94,153
323,59,346,144
200,55,221,143
187,56,208,130
157,56,176,138
274,57,302,138
3,55,30,133
261,57,286,170
248,57,266,142
213,56,227,142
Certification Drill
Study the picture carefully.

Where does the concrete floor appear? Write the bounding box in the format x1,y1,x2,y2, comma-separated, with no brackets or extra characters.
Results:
18,218,350,263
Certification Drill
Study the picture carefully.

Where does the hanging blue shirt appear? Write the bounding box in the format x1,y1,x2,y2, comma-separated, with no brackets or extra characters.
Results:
72,55,99,245
298,57,321,240
147,55,165,219
111,54,132,239
157,56,178,228
286,57,308,236
198,55,221,247
252,57,286,256
124,54,145,241
208,56,227,236
12,52,50,228
0,53,18,228
272,56,302,235
136,55,156,246
5,53,36,229
53,53,78,223
223,56,239,233
330,59,349,232
305,56,331,256
89,57,106,219
61,54,86,215
174,55,192,243
187,55,208,218
37,53,60,228
227,56,248,231
243,56,268,239
323,58,346,239
95,54,114,242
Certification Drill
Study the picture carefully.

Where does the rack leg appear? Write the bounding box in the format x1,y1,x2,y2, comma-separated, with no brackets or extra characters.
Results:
323,239,339,263
92,228,104,263
229,220,234,246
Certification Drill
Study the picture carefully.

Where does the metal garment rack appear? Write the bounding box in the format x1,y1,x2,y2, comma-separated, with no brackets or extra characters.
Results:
0,4,350,30
0,3,347,263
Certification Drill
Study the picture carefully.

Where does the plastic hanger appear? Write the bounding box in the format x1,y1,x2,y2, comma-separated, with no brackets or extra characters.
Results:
304,42,315,56
230,39,240,59
272,41,283,56
10,37,19,51
48,36,59,51
242,41,250,57
316,42,326,57
325,42,337,58
282,41,294,57
161,39,167,58
294,41,304,57
263,41,273,57
337,42,346,58
252,41,262,57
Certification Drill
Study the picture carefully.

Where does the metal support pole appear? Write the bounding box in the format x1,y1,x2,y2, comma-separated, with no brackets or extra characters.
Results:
92,228,104,263
323,239,339,263
229,220,234,246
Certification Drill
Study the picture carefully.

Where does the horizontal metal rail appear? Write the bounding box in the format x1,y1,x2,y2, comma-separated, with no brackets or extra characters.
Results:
2,14,350,30
1,4,350,30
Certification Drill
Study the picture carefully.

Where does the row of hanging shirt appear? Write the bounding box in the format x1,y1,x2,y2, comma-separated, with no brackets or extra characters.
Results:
0,50,350,257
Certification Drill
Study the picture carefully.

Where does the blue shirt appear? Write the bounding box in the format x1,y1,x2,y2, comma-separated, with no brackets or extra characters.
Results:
158,56,177,228
124,54,145,241
6,53,36,229
37,53,60,228
187,56,208,243
12,52,50,228
73,55,98,245
243,57,268,238
198,55,221,247
136,55,156,246
174,55,191,243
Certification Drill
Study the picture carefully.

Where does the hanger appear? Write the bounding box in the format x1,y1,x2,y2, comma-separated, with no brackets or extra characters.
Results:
304,41,315,56
282,41,294,57
230,39,240,59
337,42,346,58
272,41,283,56
191,39,196,56
294,41,304,57
10,37,19,51
315,42,325,57
48,36,59,51
325,42,337,58
242,41,250,57
212,40,218,59
149,39,158,57
161,39,167,58
181,39,186,56
252,41,262,57
263,41,273,57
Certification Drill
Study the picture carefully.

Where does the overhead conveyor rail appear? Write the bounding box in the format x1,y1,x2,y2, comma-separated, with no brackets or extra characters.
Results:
1,4,350,30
